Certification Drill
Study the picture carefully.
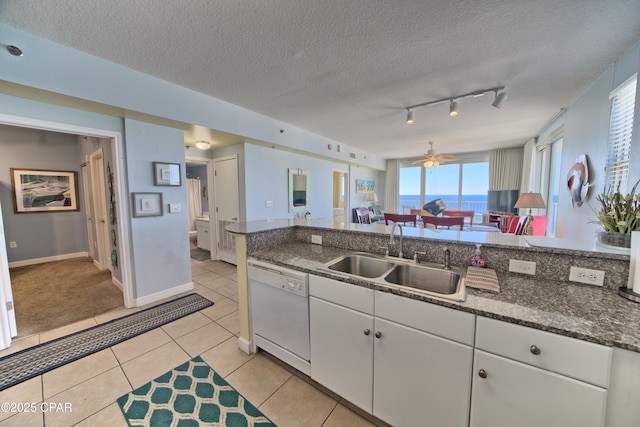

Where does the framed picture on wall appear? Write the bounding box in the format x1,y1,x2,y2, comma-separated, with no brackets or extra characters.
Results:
153,162,181,186
10,168,80,213
131,192,163,217
355,179,375,193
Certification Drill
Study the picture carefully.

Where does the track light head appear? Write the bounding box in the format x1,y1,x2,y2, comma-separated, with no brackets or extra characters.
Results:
492,91,508,108
406,109,414,125
449,100,458,117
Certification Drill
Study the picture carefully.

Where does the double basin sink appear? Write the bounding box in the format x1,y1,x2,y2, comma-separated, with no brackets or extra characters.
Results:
319,252,466,301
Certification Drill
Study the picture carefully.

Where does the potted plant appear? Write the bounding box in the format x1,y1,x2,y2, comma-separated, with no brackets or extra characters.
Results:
593,179,640,248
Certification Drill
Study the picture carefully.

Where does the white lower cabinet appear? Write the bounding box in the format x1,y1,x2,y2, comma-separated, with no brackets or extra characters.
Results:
309,275,474,427
309,296,374,412
470,317,611,427
373,317,473,427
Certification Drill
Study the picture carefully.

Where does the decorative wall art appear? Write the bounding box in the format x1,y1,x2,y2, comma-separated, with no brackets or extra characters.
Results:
567,154,590,208
153,162,181,186
10,168,79,213
131,192,163,217
356,179,376,194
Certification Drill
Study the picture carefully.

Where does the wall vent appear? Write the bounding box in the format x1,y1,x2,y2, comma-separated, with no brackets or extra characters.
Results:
349,152,357,159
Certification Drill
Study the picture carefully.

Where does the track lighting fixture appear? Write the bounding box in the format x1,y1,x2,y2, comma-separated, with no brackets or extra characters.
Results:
449,100,458,117
404,86,506,124
406,109,414,125
492,90,508,108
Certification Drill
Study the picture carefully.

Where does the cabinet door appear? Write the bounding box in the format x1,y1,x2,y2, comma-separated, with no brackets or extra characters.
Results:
309,297,374,413
470,350,607,427
373,318,473,427
196,221,211,250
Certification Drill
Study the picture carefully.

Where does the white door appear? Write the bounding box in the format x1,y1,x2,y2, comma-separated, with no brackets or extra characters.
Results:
90,148,110,271
0,201,17,349
81,164,95,259
214,156,240,264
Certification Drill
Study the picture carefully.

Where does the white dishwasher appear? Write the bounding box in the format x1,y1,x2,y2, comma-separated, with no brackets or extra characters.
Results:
248,260,310,375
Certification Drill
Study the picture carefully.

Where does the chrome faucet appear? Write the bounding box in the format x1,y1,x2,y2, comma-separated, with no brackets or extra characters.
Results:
443,248,451,270
389,223,404,259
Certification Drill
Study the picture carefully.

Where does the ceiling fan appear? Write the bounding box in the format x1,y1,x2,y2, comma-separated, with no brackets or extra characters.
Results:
411,142,459,168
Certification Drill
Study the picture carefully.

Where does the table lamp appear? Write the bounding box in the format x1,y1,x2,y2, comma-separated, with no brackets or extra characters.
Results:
367,192,378,208
514,192,546,235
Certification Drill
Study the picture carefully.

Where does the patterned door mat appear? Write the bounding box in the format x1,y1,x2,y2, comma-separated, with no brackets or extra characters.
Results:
0,293,213,391
118,356,276,427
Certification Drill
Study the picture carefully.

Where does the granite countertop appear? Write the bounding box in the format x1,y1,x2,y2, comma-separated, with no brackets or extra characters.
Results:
248,242,640,353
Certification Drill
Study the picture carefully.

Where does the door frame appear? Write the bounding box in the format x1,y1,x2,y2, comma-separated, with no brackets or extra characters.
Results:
80,164,95,260
0,113,134,309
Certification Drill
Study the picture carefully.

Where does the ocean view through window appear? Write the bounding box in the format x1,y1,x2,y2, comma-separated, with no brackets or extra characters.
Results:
399,160,489,224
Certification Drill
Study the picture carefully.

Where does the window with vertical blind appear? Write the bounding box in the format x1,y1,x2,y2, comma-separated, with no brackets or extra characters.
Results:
606,75,636,190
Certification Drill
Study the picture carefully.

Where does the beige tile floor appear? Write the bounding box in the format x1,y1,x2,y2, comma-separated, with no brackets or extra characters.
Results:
0,258,387,427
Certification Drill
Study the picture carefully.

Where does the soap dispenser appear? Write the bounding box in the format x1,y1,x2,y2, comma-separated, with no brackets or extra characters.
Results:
471,244,486,268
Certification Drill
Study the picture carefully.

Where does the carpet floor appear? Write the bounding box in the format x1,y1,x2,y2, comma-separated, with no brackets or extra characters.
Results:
0,293,214,392
118,356,276,427
10,257,124,337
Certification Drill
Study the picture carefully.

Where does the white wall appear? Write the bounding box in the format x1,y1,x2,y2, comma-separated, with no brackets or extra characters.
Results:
557,42,640,240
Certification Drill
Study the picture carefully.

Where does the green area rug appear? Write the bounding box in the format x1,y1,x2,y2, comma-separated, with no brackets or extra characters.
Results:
118,356,276,427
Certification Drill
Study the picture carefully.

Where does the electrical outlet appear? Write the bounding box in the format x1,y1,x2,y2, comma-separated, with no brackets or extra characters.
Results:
311,235,322,245
9,241,17,248
569,267,605,286
265,200,273,208
509,259,536,275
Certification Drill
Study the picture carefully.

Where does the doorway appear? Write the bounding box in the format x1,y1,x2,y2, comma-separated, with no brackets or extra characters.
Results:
186,159,213,260
333,171,349,223
0,114,132,349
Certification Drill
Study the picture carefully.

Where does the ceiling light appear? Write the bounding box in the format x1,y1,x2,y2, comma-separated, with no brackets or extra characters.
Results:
424,160,434,168
449,100,458,117
492,91,508,108
406,109,414,125
195,141,211,150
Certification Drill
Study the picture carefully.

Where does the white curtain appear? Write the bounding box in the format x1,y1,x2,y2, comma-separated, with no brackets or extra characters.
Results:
384,159,400,213
187,178,202,231
520,139,536,193
489,147,524,191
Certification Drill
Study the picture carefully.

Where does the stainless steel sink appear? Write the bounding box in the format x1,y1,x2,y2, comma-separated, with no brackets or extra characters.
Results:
383,264,461,295
320,253,466,301
327,254,395,278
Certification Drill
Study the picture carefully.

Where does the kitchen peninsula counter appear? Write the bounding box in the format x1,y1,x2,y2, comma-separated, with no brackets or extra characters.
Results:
228,219,639,352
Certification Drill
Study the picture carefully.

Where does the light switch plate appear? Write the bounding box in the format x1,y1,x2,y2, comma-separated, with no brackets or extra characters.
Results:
509,259,536,275
169,203,181,213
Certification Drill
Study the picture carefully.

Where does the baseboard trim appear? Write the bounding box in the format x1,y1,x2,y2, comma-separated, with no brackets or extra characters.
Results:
112,276,123,291
8,252,89,268
238,336,255,355
133,282,195,307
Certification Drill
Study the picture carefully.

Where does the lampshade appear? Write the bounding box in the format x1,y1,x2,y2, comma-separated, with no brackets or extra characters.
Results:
367,192,378,202
514,192,546,209
195,141,211,150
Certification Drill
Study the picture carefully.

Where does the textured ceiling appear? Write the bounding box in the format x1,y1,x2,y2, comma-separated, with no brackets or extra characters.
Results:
1,1,639,160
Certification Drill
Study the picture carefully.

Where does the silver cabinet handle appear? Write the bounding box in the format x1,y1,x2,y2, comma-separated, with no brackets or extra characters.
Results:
478,369,487,379
375,331,382,339
530,345,541,356
363,329,370,336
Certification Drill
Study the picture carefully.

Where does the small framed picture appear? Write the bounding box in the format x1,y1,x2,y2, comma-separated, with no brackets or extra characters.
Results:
131,192,163,217
153,162,181,186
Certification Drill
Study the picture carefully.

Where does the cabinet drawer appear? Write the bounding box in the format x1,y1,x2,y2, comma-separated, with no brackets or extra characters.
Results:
476,317,611,387
375,291,475,345
309,275,374,314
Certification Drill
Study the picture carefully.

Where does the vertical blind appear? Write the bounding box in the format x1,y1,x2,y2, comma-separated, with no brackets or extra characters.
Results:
606,75,637,191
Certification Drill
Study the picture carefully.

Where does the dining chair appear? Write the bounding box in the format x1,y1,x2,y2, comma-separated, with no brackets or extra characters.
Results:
355,208,372,224
442,210,475,227
384,213,417,227
421,215,465,230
